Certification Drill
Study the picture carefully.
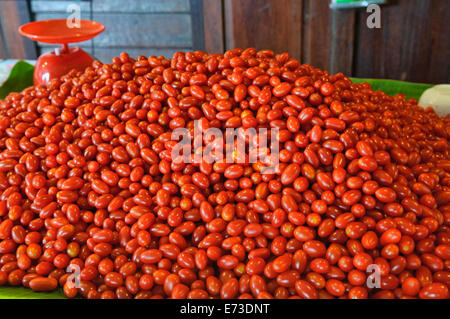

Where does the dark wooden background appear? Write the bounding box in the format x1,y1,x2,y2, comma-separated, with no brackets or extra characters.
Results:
0,0,448,83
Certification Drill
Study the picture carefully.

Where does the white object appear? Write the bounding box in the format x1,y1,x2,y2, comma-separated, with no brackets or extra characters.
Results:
419,84,450,117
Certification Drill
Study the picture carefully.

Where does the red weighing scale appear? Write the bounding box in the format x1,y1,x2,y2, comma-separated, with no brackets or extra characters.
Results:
19,19,105,86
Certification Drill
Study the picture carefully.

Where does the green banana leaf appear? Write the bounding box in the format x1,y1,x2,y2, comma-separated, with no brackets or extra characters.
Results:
0,61,35,99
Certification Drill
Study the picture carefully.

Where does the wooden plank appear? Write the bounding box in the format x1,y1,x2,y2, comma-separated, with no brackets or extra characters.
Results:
354,0,449,83
224,0,302,60
302,0,331,70
0,24,7,59
190,0,205,51
39,46,191,63
428,0,450,83
37,41,92,48
91,13,192,48
32,0,190,13
35,12,193,47
224,0,234,51
202,0,224,53
329,9,355,75
39,45,94,56
0,0,37,59
353,6,384,79
34,12,94,23
90,48,191,63
92,0,190,13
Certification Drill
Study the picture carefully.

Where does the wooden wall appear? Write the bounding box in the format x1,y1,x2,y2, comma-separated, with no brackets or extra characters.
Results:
0,0,448,83
0,0,36,60
204,0,449,84
353,0,450,83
